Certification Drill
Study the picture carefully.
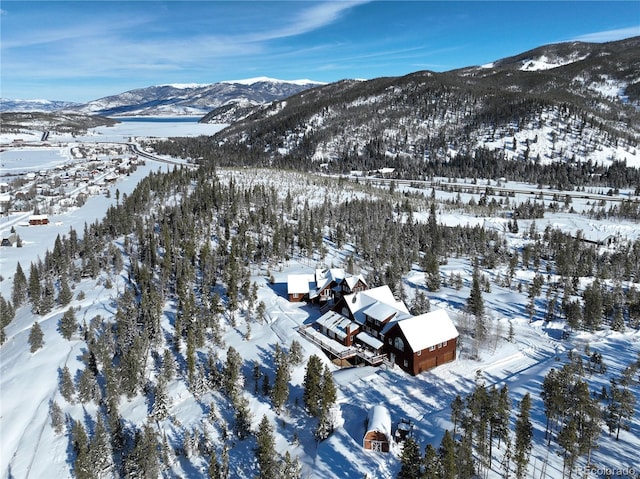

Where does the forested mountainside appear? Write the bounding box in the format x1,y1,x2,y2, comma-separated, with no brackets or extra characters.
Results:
156,37,640,183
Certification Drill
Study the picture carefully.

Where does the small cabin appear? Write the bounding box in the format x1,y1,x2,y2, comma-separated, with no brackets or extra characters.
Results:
363,405,392,452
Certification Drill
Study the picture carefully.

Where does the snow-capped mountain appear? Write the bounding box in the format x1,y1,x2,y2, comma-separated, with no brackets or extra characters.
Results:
72,78,325,117
0,98,82,113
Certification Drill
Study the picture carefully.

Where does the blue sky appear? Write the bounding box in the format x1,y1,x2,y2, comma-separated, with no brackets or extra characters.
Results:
1,1,639,102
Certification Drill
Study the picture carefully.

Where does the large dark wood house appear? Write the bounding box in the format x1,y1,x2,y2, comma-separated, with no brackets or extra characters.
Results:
383,309,459,375
313,286,459,375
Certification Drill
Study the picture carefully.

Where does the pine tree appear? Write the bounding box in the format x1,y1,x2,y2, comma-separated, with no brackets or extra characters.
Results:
162,348,176,382
315,365,338,441
303,354,324,416
209,449,222,479
72,419,92,479
125,423,161,478
271,344,290,413
582,279,603,331
59,307,77,340
222,346,243,401
457,417,475,478
423,250,441,292
0,295,14,344
59,365,76,403
186,325,196,384
39,277,56,315
28,321,44,352
89,415,113,476
606,375,637,440
281,451,301,479
410,290,430,315
423,443,441,479
255,415,280,479
289,340,303,366
467,259,485,319
321,365,337,411
77,367,98,403
514,393,533,479
152,376,170,420
541,367,565,441
450,394,464,439
12,262,28,308
398,437,422,478
58,274,73,306
438,430,457,478
234,395,253,440
49,400,65,435
493,384,511,450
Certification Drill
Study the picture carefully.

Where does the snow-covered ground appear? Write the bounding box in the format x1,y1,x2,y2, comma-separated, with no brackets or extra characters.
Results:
1,120,639,479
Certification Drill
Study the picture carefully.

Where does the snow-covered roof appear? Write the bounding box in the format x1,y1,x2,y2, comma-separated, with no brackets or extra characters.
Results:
394,309,459,352
312,268,345,297
287,273,315,295
365,404,392,439
342,285,408,325
344,274,366,290
356,331,384,351
316,311,358,341
363,302,399,323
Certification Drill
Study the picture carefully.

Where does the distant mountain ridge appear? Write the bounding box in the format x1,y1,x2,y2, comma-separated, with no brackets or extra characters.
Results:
0,98,82,113
1,78,326,117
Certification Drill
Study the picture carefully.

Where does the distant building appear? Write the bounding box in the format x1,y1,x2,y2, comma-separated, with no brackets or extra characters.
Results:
0,194,11,214
286,268,367,304
28,214,49,225
1,233,17,247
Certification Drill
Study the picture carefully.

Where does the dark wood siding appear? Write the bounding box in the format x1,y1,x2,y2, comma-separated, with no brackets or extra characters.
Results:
386,323,457,375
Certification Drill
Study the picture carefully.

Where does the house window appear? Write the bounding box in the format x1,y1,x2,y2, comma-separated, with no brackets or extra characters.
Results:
403,360,408,367
429,345,436,351
443,341,448,347
394,337,405,352
438,342,442,349
417,350,421,356
350,336,354,343
292,293,299,298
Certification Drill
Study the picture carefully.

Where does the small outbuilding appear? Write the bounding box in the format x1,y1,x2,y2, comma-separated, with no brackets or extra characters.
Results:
363,404,392,452
28,214,49,225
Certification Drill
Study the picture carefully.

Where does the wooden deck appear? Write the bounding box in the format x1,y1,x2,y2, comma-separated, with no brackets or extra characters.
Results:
297,325,393,367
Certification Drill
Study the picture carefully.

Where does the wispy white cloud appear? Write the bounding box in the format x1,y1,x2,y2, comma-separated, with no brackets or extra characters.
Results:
247,0,370,42
573,26,640,43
